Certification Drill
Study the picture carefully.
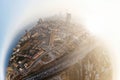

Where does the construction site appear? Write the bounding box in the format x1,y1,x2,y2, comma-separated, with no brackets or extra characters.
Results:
6,14,112,80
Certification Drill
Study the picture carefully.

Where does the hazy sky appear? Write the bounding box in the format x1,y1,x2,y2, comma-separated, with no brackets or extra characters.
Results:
0,0,120,80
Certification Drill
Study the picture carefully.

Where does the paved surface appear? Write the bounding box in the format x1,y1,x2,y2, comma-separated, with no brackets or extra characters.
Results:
24,42,98,80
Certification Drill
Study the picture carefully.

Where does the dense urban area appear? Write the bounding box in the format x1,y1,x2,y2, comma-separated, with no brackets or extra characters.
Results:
6,14,112,80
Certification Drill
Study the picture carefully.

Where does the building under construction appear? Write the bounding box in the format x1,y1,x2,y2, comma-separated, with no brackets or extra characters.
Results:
6,14,112,80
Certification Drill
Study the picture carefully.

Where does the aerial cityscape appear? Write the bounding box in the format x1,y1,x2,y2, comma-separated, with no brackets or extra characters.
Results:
6,14,112,80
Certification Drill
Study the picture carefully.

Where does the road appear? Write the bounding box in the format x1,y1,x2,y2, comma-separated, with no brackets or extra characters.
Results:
24,42,99,80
